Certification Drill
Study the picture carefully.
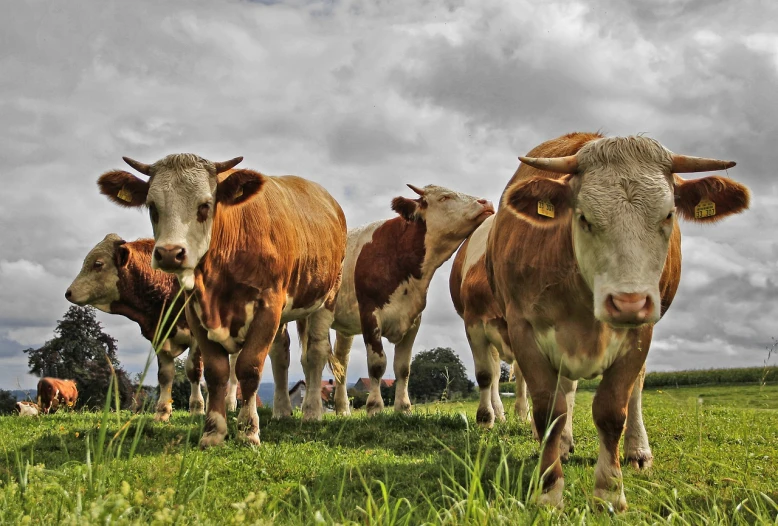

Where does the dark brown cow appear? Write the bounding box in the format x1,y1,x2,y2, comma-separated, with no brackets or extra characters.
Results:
66,235,205,421
37,377,78,413
97,154,347,447
486,132,749,510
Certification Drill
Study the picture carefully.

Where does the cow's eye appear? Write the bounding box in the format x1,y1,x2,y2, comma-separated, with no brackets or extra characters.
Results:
149,203,159,223
665,209,675,221
579,213,592,233
197,203,210,223
92,260,104,270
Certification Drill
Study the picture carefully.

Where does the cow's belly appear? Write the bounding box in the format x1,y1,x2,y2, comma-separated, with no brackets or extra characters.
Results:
374,279,428,344
535,328,630,380
280,294,326,323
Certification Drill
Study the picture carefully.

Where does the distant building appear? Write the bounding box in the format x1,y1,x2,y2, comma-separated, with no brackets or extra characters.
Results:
352,378,395,392
288,379,337,410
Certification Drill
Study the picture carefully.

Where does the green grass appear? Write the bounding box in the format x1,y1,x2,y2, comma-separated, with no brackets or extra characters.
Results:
2,384,777,524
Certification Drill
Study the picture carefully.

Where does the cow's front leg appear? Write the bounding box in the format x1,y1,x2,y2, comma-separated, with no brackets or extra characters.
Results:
192,319,231,448
333,332,354,416
559,377,577,461
489,347,506,423
154,347,176,422
360,311,386,416
509,319,568,509
393,315,421,414
301,309,336,421
270,324,292,419
235,299,282,445
624,363,653,470
591,332,649,512
467,323,499,427
185,342,205,416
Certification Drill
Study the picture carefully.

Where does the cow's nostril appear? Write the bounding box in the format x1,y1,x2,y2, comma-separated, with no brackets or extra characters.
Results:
174,248,186,262
477,199,487,204
154,248,163,262
65,289,72,299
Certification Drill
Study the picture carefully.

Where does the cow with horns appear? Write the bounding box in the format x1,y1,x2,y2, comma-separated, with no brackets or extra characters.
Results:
484,132,749,510
97,154,347,447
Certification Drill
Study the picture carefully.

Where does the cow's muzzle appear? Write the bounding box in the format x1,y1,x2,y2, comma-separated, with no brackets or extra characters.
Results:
603,292,655,326
154,244,187,271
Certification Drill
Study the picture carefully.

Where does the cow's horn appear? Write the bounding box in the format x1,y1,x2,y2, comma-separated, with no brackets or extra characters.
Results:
406,184,426,196
214,156,244,174
122,157,152,175
671,154,736,173
518,154,579,174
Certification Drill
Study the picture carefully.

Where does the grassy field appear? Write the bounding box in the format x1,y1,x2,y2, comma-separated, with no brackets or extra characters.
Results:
1,384,777,525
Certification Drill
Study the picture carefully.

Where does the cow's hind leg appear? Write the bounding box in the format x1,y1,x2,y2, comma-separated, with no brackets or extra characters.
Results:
155,348,176,422
333,332,354,416
559,378,577,461
226,353,239,412
300,309,336,421
270,324,292,419
624,363,653,470
185,342,205,416
467,323,498,427
512,362,531,423
393,315,421,414
489,347,506,423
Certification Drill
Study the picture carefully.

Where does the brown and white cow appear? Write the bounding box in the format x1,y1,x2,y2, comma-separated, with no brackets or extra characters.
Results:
451,214,652,464
97,154,347,447
15,401,40,416
66,235,206,421
37,377,78,413
485,132,749,510
302,185,494,417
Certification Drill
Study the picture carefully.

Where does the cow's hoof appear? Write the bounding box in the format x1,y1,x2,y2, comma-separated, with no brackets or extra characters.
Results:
189,400,205,416
594,488,627,512
153,409,172,423
301,408,323,422
535,478,564,509
199,431,227,449
560,435,575,462
365,400,384,417
393,400,412,414
225,399,238,413
626,450,654,471
236,432,260,446
475,406,495,428
335,408,352,417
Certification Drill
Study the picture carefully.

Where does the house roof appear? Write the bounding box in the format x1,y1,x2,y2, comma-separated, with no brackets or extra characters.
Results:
355,378,395,388
289,379,337,402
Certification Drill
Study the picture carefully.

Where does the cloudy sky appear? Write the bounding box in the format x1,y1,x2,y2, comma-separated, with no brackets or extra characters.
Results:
2,0,776,391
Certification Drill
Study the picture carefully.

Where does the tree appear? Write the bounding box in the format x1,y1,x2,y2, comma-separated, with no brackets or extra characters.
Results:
499,362,511,383
23,306,133,410
0,389,16,415
408,347,473,403
169,358,191,411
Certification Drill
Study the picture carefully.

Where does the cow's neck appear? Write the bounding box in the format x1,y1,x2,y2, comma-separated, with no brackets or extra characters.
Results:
112,260,183,342
419,233,466,284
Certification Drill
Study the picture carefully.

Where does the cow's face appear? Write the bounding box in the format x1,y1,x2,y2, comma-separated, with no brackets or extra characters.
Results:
391,184,495,241
505,136,750,327
66,233,125,313
97,154,260,289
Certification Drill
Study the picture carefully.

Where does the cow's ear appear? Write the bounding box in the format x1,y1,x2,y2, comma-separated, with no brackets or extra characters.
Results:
216,169,265,206
503,176,573,227
114,240,130,268
674,175,750,223
391,197,422,221
97,171,148,207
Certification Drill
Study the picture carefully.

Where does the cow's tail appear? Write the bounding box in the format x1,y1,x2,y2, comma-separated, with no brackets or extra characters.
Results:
295,317,344,384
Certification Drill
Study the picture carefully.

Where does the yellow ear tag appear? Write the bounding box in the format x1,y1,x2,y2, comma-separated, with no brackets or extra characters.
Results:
537,199,555,218
234,187,243,199
117,185,133,203
694,198,716,219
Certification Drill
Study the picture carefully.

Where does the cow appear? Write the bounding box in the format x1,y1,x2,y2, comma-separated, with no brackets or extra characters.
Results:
66,235,207,421
302,184,494,416
97,154,347,447
37,377,78,413
15,401,40,416
450,214,652,465
485,132,749,510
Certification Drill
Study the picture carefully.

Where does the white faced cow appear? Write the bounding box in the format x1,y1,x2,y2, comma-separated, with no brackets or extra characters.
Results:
300,185,495,416
66,234,206,421
97,154,347,447
486,132,749,510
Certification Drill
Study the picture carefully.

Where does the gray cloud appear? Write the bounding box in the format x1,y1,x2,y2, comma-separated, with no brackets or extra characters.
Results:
1,0,776,390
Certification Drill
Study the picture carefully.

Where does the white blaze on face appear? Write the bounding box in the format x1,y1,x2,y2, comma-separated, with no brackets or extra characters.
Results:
415,185,494,245
66,233,122,312
571,138,676,325
146,155,218,288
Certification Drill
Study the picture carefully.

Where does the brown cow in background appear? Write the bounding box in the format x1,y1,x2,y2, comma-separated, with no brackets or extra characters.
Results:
37,377,78,413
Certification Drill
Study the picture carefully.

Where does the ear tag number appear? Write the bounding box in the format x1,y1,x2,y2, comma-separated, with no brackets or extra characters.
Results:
537,199,555,218
117,185,133,203
694,198,716,219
